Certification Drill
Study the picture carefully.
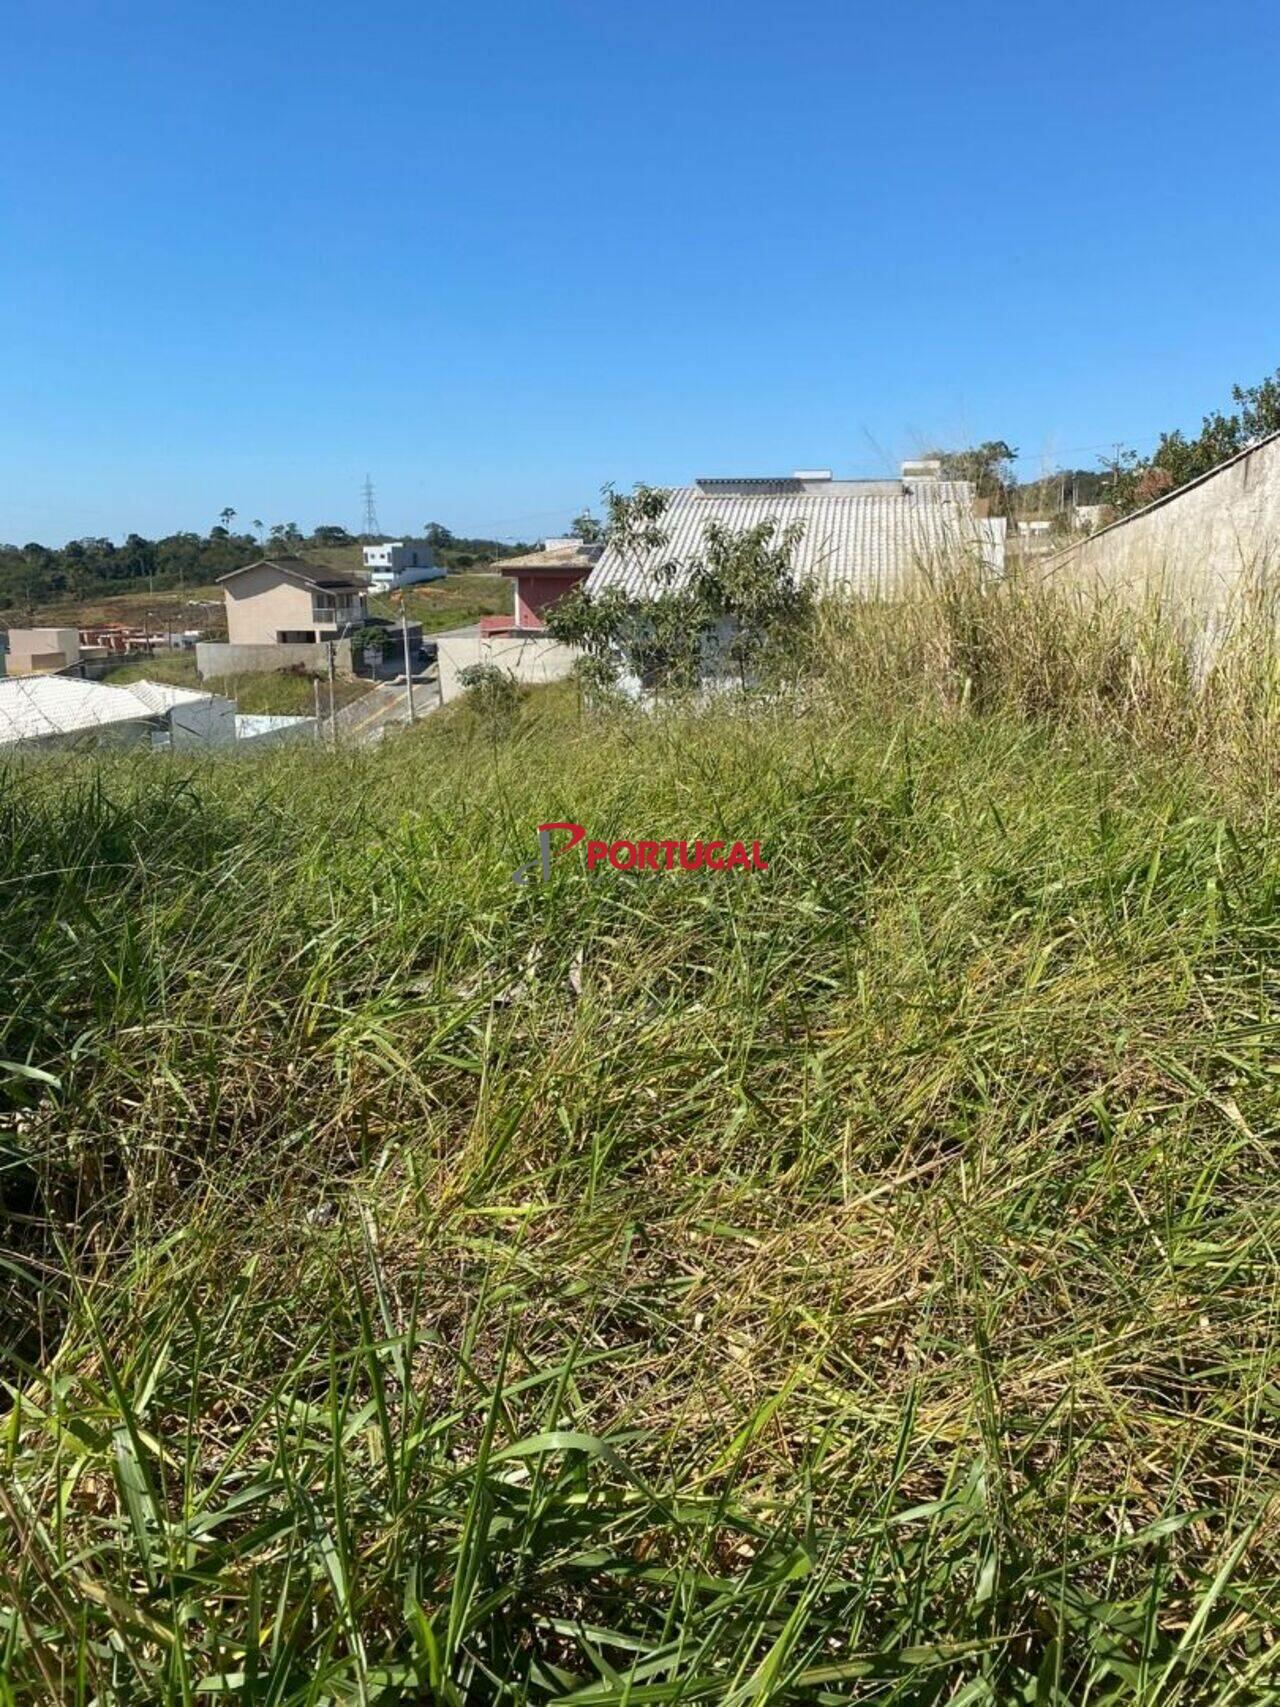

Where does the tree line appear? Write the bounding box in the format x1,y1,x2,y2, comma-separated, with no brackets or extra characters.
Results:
927,365,1280,527
0,518,532,617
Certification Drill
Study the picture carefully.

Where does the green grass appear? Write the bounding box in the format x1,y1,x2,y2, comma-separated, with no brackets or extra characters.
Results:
367,569,512,634
101,653,374,717
296,543,513,632
3,582,1280,1700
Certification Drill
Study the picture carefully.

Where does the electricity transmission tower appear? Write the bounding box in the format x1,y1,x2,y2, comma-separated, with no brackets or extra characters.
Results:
361,474,381,540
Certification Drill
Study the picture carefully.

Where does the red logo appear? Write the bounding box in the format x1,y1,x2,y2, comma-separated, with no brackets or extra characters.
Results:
513,823,768,883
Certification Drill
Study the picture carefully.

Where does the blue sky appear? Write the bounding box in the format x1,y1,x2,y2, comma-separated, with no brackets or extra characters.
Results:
2,0,1278,544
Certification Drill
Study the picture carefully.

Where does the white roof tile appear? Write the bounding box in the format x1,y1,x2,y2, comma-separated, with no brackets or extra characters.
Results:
0,675,213,745
586,479,1004,599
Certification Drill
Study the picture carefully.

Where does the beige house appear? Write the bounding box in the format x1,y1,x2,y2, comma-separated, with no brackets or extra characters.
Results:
3,627,81,677
217,558,368,646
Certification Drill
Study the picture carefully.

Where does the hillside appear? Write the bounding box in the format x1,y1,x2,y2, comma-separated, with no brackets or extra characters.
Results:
2,606,1279,1698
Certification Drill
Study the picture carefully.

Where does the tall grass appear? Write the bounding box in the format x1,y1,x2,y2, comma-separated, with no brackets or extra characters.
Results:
818,553,1280,785
2,568,1280,1701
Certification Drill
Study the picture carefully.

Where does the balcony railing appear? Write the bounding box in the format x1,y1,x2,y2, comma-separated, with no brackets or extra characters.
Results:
312,601,363,627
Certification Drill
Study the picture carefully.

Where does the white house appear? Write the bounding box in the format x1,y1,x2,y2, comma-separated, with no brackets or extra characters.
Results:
362,541,445,590
586,463,1005,601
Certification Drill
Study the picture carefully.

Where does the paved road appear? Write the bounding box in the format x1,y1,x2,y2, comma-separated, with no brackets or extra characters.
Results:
328,672,440,744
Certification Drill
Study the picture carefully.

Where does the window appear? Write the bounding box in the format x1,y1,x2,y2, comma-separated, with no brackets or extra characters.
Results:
277,630,316,644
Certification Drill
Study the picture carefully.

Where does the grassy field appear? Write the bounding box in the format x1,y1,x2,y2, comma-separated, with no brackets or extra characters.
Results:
296,539,512,628
21,560,511,642
24,583,227,636
101,654,374,717
366,571,512,634
2,580,1280,1700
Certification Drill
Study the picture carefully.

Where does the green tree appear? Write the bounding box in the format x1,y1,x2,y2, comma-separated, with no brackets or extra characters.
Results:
925,441,1018,512
1105,366,1280,516
547,484,812,695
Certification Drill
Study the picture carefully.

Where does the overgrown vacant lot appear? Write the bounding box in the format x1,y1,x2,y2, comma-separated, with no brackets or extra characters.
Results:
2,682,1279,1701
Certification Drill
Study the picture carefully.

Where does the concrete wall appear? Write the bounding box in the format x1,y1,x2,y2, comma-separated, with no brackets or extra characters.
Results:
4,628,80,675
235,713,317,747
169,694,237,748
1063,430,1280,616
197,639,356,679
435,632,577,705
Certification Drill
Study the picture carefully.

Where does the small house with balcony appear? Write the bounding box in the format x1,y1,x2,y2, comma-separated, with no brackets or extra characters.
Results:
217,557,368,646
198,557,373,679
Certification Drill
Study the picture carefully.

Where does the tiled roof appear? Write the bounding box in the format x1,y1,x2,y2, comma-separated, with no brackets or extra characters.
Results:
217,557,365,593
0,676,214,745
586,479,1003,600
492,544,602,573
120,679,214,714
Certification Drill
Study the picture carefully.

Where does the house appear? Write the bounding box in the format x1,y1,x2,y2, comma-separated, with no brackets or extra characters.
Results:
0,675,235,751
362,541,444,590
218,557,368,646
585,463,1005,603
481,538,601,636
2,628,81,677
198,557,373,678
433,537,597,705
78,622,201,659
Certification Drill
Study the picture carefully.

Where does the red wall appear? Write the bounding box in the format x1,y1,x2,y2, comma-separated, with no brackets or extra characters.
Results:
513,570,588,630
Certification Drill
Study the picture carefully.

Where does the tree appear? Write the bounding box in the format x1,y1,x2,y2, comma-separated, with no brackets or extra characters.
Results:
546,483,813,694
457,661,522,737
570,510,602,543
1104,366,1280,516
269,522,302,550
218,507,236,532
690,517,813,686
423,523,454,549
311,525,353,547
925,441,1018,513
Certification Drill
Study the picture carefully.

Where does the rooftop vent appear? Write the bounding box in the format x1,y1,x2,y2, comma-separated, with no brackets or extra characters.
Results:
792,469,833,482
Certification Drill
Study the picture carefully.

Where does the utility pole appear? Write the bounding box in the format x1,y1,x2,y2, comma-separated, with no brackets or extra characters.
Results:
313,677,322,741
326,641,337,747
400,599,416,724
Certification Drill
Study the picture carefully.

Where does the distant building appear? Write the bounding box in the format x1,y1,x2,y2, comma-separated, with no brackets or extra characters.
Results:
482,537,601,636
586,464,1005,601
217,557,369,647
362,541,444,590
1072,504,1108,533
3,627,81,677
